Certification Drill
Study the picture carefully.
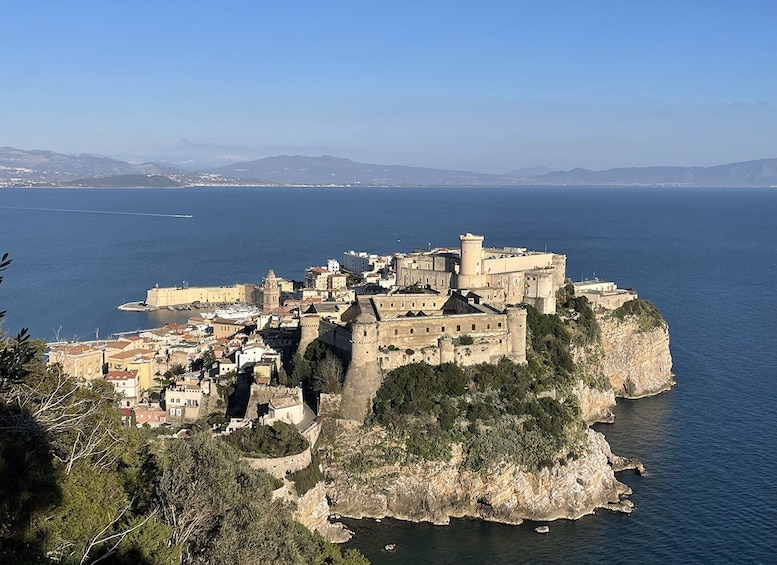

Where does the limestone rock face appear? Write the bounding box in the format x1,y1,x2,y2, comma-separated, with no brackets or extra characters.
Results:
575,381,616,424
290,482,353,543
597,314,674,398
324,427,632,525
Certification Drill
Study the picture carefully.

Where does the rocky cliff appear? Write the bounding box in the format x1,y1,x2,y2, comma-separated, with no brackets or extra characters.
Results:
322,423,633,525
596,310,674,398
273,480,353,543
575,381,616,425
317,299,672,529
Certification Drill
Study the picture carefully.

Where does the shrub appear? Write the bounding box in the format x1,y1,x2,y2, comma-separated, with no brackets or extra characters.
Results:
455,335,474,346
289,457,323,495
612,299,665,331
225,421,308,458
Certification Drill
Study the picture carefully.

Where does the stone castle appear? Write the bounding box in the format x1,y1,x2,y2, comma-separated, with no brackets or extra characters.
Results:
298,233,569,421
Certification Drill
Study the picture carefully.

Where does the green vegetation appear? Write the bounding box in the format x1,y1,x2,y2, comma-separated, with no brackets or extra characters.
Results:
62,174,184,188
289,455,324,495
370,353,585,471
454,334,474,346
287,339,347,394
611,298,666,332
0,253,367,564
225,421,308,458
557,282,601,343
361,301,611,471
345,272,362,287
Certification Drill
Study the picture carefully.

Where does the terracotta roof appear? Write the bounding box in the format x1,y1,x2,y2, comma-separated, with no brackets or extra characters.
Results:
107,349,153,360
50,344,100,356
106,370,138,380
270,395,301,409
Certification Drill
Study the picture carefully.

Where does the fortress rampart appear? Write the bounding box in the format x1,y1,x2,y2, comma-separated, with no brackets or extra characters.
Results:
146,283,259,308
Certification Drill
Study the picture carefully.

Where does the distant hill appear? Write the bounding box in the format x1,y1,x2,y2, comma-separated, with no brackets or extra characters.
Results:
2,146,776,187
60,174,184,188
0,147,249,187
0,146,179,182
505,166,554,178
528,158,777,187
212,154,520,186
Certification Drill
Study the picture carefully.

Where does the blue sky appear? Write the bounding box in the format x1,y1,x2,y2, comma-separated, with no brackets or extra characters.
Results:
1,0,776,172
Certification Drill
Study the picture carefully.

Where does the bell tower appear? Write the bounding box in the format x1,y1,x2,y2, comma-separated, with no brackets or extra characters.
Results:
262,269,280,313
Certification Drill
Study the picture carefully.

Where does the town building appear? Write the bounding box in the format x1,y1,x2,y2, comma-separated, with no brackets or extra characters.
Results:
573,280,638,310
47,343,104,380
106,370,140,407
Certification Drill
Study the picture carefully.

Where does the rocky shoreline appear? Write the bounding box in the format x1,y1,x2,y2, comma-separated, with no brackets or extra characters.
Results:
302,307,673,537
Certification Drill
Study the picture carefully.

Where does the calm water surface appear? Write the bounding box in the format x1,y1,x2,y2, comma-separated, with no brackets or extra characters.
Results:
1,186,775,564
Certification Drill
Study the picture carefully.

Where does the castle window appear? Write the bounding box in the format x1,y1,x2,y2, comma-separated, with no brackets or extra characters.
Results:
498,322,502,328
456,325,461,332
412,302,415,307
363,330,367,337
410,328,414,334
441,326,445,332
471,324,476,331
394,329,398,336
426,327,430,333
487,324,491,330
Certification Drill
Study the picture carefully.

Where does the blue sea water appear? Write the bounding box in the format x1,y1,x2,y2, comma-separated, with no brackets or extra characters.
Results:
1,186,775,564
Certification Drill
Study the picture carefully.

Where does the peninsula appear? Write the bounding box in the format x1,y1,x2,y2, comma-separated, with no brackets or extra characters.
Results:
45,233,673,547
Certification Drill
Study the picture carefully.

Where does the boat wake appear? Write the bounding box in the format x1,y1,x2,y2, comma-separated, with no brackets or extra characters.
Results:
0,206,193,218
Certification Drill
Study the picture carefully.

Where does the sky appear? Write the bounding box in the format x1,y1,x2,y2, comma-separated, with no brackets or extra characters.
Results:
1,0,776,173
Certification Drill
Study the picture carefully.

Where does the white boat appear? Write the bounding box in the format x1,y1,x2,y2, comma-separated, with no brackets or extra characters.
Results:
535,525,550,534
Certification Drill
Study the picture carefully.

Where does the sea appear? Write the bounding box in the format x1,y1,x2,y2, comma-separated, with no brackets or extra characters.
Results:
0,186,775,564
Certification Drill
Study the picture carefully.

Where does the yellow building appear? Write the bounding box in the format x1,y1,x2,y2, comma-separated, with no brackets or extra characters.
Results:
47,343,104,381
105,349,156,392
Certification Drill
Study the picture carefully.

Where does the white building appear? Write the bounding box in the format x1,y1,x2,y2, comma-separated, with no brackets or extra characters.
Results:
326,259,340,273
260,388,305,426
106,370,140,407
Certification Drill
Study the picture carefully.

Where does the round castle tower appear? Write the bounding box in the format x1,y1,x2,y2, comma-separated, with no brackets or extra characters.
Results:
340,312,381,422
439,335,455,364
456,233,485,289
297,314,319,357
506,306,527,364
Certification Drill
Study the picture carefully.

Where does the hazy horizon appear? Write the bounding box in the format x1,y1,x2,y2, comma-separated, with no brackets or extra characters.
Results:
2,1,776,173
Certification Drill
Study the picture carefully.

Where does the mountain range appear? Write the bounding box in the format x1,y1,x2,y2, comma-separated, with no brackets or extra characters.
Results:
1,146,776,188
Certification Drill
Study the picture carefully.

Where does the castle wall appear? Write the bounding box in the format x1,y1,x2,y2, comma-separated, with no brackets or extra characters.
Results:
146,284,257,308
481,251,555,274
581,291,637,310
241,447,312,479
374,312,509,351
318,319,352,353
370,295,447,318
395,267,452,291
524,270,557,314
375,335,511,372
